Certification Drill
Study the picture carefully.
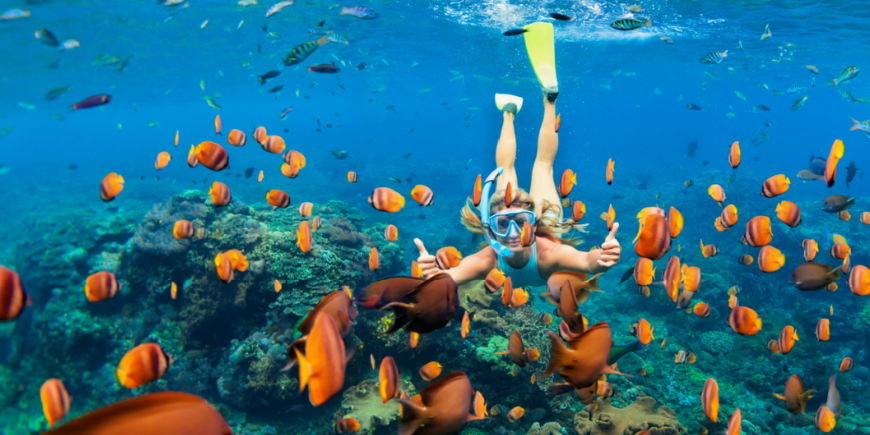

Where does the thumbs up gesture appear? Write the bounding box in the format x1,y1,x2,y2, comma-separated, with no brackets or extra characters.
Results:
597,222,621,268
414,238,443,279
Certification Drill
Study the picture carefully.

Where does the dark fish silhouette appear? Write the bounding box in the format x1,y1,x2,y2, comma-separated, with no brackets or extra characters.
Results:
258,70,280,84
503,28,528,36
244,167,254,179
846,161,859,188
688,139,698,157
549,13,572,21
809,154,827,176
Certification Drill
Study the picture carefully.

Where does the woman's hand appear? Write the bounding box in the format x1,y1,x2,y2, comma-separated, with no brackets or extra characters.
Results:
597,222,621,268
414,239,444,279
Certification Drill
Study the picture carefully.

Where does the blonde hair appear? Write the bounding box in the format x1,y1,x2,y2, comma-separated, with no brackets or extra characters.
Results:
460,187,583,248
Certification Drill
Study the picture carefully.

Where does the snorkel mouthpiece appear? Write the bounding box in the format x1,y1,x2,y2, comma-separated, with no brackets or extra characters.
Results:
480,167,513,257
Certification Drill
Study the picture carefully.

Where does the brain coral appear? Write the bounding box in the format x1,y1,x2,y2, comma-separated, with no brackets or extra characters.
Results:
699,330,734,355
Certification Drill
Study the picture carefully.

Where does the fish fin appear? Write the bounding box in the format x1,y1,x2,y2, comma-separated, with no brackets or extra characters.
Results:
493,351,509,355
381,302,413,334
773,393,785,401
602,364,633,378
756,317,762,330
398,399,427,435
295,348,310,392
828,265,843,281
540,331,570,379
586,274,602,292
538,292,559,306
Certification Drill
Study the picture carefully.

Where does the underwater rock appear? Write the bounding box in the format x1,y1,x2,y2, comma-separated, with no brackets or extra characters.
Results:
128,193,209,257
573,396,685,435
335,378,417,430
699,331,734,355
525,421,564,435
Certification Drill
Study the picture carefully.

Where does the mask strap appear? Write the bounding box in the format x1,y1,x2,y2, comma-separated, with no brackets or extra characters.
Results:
480,167,512,257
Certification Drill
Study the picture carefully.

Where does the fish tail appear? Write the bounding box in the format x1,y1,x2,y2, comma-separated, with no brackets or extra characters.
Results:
398,399,426,435
586,274,601,292
644,19,651,26
540,332,569,379
295,348,310,391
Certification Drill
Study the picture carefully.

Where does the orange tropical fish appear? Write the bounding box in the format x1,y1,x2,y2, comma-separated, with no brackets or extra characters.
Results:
174,130,179,146
860,211,870,225
472,174,482,206
840,357,853,372
186,144,198,168
378,356,399,403
484,268,506,294
194,141,229,171
224,249,248,272
825,139,844,188
266,189,291,210
681,265,701,292
605,158,615,185
384,224,398,241
663,256,681,302
802,239,819,261
508,288,529,308
155,151,171,170
631,318,655,345
85,271,121,302
728,141,740,168
600,204,616,230
554,113,561,133
707,184,726,205
411,185,434,206
830,243,850,260
173,220,194,240
171,281,178,299
214,253,234,283
849,264,870,296
227,129,246,146
815,318,830,341
334,418,361,433
253,126,268,145
40,378,70,427
838,210,851,221
419,361,442,381
700,239,719,258
776,201,802,227
507,406,525,423
297,202,313,217
633,257,655,287
758,245,785,273
294,313,347,406
815,405,837,432
667,206,683,238
559,169,576,198
779,325,799,354
767,339,781,354
435,247,462,269
761,174,790,198
721,204,738,228
714,217,729,232
116,343,171,389
411,261,423,278
100,172,125,202
694,302,711,317
741,216,772,247
701,378,719,422
296,221,312,253
661,338,666,349
208,181,231,207
368,187,405,212
41,392,231,434
274,280,282,293
280,162,301,179
262,135,286,154
410,331,419,348
727,408,741,435
505,182,513,207
519,221,534,246
369,247,380,270
728,306,762,335
634,212,671,260
347,171,358,183
311,216,322,232
461,311,471,339
572,201,586,221
258,170,264,182
501,277,514,307
214,114,222,135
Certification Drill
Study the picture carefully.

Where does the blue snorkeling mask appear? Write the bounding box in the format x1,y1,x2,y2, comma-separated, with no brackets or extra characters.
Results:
480,167,537,257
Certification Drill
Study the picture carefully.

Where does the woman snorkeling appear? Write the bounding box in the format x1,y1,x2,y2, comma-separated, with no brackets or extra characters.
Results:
414,22,621,287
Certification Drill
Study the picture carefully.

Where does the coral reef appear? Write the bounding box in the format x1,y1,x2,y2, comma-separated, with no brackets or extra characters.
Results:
573,396,686,435
526,422,564,435
334,378,417,430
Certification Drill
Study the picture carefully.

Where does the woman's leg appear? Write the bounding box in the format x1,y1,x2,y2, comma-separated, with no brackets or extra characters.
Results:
529,97,562,219
495,111,519,192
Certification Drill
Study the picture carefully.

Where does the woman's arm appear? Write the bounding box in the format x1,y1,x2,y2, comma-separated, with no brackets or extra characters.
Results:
414,239,495,286
548,223,621,275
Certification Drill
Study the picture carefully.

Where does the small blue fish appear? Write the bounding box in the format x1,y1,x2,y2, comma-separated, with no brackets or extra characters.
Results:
700,50,728,64
791,96,808,111
833,66,859,86
340,5,377,19
786,85,806,94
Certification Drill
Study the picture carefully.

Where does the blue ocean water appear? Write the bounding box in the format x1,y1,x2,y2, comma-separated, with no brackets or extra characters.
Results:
2,0,870,434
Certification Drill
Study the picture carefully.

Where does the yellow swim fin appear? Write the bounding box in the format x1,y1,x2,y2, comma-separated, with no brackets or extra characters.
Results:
523,22,558,101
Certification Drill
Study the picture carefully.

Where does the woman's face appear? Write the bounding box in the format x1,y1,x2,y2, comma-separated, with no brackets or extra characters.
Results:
492,206,532,252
